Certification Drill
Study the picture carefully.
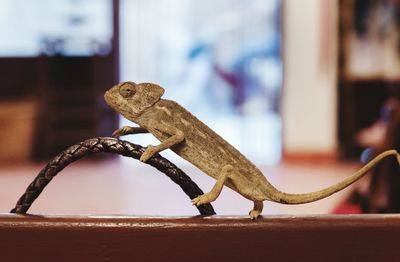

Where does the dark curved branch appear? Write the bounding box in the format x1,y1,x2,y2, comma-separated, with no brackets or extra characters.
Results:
11,137,215,216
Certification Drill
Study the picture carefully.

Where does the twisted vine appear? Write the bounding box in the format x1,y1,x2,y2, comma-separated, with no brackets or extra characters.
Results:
11,137,215,216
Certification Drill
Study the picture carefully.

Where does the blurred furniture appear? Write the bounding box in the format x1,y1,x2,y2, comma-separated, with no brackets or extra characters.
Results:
337,0,400,210
0,101,36,162
338,79,393,158
0,0,120,161
1,214,399,261
33,54,118,160
333,90,399,214
0,58,38,162
366,97,400,213
32,1,120,160
0,57,94,162
338,0,400,159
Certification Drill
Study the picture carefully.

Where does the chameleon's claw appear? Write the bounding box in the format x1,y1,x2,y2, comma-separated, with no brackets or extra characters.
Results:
111,130,121,138
140,145,157,162
112,126,131,138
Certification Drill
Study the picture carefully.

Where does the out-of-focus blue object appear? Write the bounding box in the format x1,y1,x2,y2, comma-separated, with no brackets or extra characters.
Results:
119,0,283,164
361,147,375,164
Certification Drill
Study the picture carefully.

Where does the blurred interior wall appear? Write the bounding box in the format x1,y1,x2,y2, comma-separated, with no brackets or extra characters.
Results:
282,0,338,156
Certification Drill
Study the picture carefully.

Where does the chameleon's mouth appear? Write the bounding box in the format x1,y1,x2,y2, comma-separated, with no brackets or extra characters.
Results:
104,90,113,106
104,86,119,108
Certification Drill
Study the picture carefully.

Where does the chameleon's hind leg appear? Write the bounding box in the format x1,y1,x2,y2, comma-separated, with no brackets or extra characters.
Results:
249,201,263,220
191,165,234,206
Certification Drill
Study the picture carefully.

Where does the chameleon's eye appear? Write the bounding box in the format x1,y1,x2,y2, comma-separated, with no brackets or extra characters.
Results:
119,83,136,98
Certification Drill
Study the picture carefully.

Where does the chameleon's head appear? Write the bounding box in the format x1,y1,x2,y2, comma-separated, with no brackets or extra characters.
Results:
104,81,165,119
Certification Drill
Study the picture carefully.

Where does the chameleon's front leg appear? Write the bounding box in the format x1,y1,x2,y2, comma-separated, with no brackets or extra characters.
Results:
112,126,149,137
140,122,185,162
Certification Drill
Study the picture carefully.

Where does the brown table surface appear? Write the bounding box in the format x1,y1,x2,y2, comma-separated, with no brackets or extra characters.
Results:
0,214,399,261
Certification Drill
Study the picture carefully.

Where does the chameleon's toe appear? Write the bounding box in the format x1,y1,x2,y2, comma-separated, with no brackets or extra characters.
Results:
249,209,261,220
191,196,202,206
192,195,208,206
191,193,213,206
139,153,150,162
140,145,156,162
111,129,123,138
112,126,129,137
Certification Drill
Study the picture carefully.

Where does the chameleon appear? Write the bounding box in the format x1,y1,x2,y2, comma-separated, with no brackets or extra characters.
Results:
104,81,400,219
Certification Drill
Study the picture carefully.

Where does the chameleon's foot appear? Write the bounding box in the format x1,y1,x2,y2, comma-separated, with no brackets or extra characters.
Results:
140,145,157,162
191,193,215,206
191,165,233,207
112,126,133,138
249,209,261,220
249,201,263,220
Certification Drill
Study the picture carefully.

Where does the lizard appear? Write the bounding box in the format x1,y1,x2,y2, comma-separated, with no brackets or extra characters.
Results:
104,81,400,219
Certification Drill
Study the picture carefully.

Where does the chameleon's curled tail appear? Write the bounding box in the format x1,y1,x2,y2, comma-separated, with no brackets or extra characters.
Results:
268,149,400,205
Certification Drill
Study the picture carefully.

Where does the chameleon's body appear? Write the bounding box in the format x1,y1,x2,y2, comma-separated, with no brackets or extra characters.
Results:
105,82,400,219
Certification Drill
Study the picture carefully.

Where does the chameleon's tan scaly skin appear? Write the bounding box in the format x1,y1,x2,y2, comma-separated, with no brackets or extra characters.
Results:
105,82,400,219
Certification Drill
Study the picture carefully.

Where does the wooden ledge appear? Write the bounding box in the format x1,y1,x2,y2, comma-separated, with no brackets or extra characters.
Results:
1,214,400,261
2,213,400,228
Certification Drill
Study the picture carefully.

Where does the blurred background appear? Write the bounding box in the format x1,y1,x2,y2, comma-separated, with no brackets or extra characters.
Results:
0,0,398,216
